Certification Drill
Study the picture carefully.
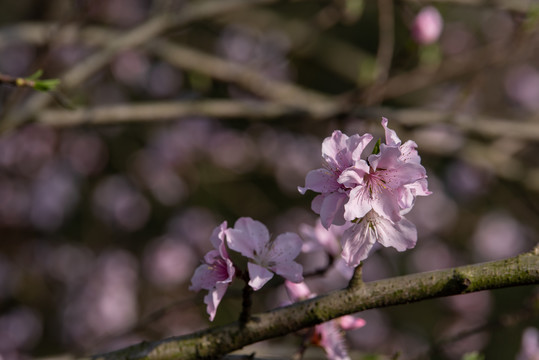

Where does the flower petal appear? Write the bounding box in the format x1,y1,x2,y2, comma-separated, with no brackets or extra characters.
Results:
382,117,401,146
340,221,377,267
339,315,366,330
268,232,303,262
343,186,373,222
375,216,418,252
204,283,228,321
299,168,340,194
320,192,348,228
271,260,304,283
226,217,269,259
248,262,274,290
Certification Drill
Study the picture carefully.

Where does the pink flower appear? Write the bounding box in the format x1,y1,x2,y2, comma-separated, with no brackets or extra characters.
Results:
301,119,430,267
226,217,303,290
381,117,431,212
341,210,417,267
517,327,539,360
189,221,235,321
299,219,348,256
299,131,373,229
299,219,354,279
340,143,427,223
285,281,365,360
411,6,443,45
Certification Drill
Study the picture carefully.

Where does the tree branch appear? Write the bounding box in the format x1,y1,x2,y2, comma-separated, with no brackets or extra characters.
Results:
93,248,539,360
36,100,326,126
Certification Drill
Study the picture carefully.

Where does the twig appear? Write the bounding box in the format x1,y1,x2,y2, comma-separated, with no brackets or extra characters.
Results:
147,40,339,117
363,0,395,105
0,0,277,133
92,249,539,360
35,100,326,126
354,106,539,142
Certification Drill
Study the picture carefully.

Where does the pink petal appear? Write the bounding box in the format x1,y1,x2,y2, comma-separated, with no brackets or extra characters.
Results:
350,134,374,163
299,168,340,194
399,140,421,164
204,283,228,321
341,222,377,267
271,260,304,283
209,221,228,251
320,192,348,228
248,262,274,290
321,131,349,169
339,315,366,330
368,144,402,171
338,166,368,188
381,117,401,146
375,216,418,252
285,280,313,301
311,194,324,214
344,186,372,222
226,217,269,259
317,321,351,360
268,232,303,262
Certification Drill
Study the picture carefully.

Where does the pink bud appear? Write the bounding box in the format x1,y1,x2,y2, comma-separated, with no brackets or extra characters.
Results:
412,6,443,45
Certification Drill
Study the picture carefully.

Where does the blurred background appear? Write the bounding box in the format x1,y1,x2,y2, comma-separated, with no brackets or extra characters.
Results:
0,0,538,359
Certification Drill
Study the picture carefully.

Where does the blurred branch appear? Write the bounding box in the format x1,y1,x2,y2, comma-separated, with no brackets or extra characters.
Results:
401,0,536,12
363,0,395,105
355,106,539,141
36,100,330,126
217,9,373,85
0,0,276,133
92,249,539,360
148,40,339,116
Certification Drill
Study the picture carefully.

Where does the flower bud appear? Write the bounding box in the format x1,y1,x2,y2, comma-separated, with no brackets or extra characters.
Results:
412,6,443,45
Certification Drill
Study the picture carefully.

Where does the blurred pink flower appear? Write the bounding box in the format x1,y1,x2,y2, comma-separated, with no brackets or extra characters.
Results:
412,6,443,45
299,219,354,278
517,327,539,360
285,281,365,360
341,210,417,267
299,130,373,229
226,217,303,290
299,219,345,256
189,222,236,321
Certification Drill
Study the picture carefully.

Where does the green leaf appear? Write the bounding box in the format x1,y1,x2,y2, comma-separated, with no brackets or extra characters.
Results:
26,69,43,81
461,352,484,360
371,138,381,155
33,78,60,92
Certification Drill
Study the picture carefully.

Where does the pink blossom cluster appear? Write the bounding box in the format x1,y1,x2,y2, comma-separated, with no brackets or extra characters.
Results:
190,218,303,321
299,118,430,267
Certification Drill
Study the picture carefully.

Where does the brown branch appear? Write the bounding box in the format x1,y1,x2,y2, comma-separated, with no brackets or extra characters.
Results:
91,249,539,360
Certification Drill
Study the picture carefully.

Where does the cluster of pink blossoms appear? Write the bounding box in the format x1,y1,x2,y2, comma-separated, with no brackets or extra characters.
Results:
189,217,303,321
299,118,431,267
